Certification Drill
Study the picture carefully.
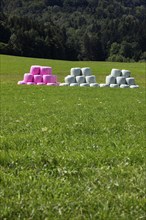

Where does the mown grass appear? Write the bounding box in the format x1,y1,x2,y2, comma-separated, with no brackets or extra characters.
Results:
0,54,146,219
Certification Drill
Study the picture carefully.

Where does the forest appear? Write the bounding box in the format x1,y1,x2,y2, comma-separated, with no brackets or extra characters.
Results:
0,0,146,61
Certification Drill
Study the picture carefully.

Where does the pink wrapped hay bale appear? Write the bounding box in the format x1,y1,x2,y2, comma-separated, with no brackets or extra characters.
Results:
27,82,35,85
37,82,45,85
34,75,43,83
47,83,58,86
51,75,57,83
30,65,41,75
23,73,34,83
17,81,26,85
43,75,57,84
40,66,52,75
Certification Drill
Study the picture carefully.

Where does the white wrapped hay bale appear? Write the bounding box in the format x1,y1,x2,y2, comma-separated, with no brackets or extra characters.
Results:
100,84,109,88
59,83,69,86
110,84,119,88
130,85,139,89
85,75,96,84
81,67,92,76
111,69,121,77
90,83,100,87
70,68,81,76
106,75,116,84
126,77,135,85
80,83,90,87
122,69,131,78
76,76,85,84
65,75,75,84
70,83,79,86
120,84,129,88
116,76,126,85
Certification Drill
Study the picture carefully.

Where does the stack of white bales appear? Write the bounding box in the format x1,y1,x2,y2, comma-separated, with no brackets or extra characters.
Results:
104,69,139,88
60,67,99,87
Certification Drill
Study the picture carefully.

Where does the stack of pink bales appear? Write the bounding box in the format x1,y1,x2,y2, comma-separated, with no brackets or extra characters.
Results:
18,65,59,86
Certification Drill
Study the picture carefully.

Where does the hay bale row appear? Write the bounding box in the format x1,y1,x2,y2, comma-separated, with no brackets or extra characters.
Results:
18,65,59,86
63,67,99,87
103,68,139,88
70,67,92,77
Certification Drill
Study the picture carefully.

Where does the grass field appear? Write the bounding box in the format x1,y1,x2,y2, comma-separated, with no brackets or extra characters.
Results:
0,54,146,219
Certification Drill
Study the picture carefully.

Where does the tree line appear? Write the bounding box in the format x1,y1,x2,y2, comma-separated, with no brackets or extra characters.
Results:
0,0,146,61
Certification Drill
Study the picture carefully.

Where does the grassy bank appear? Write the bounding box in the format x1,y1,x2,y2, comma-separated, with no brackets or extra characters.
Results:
0,55,145,219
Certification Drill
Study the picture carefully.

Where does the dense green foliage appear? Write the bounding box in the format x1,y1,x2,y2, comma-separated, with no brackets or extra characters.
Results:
1,0,146,61
0,55,145,219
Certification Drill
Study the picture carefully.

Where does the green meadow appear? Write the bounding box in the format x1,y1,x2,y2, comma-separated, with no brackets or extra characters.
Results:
0,54,145,219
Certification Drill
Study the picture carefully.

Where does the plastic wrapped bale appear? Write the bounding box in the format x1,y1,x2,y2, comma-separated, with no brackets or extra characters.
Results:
90,83,100,87
122,69,131,78
70,83,79,86
40,66,52,75
106,75,116,85
76,76,85,84
85,75,96,84
100,84,109,88
70,68,81,77
126,77,135,85
30,65,41,75
17,81,26,85
116,76,126,85
59,83,69,86
81,67,91,76
47,83,58,86
51,75,57,83
120,84,129,88
65,75,75,84
23,74,34,83
34,75,43,83
37,82,45,85
43,75,57,84
111,69,121,77
27,82,35,85
80,83,90,87
130,85,139,89
110,84,119,88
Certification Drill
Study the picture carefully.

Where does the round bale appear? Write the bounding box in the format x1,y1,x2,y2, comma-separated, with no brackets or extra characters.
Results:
47,83,58,86
130,85,139,89
106,75,116,84
80,83,90,87
110,84,119,88
90,83,100,87
17,81,26,85
120,84,129,88
116,76,126,85
70,83,79,86
37,82,45,85
65,75,75,84
111,69,121,77
40,66,52,75
34,75,43,83
26,82,35,85
81,67,92,76
23,73,34,83
86,75,96,84
126,77,135,85
70,68,81,76
122,69,131,78
76,76,85,84
59,83,69,86
100,84,109,88
30,65,41,75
